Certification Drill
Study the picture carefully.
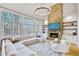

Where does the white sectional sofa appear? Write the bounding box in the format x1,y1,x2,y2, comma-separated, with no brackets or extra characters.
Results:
2,40,37,56
1,37,46,56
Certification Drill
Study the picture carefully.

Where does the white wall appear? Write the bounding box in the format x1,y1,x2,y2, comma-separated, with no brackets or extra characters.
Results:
63,3,77,17
77,4,79,47
62,3,78,45
63,3,77,35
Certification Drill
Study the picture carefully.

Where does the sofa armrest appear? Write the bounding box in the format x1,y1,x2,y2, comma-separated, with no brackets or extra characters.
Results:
1,40,6,56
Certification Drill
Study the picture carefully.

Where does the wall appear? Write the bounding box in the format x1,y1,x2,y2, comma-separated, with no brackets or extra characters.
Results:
77,4,79,47
63,3,77,35
62,3,78,45
63,3,77,17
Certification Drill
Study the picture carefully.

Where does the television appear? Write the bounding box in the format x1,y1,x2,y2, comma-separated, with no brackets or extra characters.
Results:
48,22,60,30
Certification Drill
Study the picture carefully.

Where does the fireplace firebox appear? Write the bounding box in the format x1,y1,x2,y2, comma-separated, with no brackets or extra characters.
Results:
50,33,58,38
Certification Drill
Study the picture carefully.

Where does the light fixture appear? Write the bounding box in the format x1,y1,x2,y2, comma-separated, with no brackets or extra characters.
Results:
34,4,50,16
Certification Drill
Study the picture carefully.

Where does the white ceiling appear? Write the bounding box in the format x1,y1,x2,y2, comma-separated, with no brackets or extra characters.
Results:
0,3,55,21
0,3,77,21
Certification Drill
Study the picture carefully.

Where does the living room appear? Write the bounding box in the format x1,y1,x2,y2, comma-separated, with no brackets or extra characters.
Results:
0,3,79,56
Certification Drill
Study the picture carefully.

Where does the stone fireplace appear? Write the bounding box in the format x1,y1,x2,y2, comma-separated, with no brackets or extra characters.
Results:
48,4,63,40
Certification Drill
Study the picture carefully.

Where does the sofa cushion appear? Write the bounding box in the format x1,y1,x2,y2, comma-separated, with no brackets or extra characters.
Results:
5,42,18,56
14,43,37,56
17,48,37,56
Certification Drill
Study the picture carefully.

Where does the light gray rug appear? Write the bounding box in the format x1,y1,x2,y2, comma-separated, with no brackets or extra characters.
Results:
28,43,63,56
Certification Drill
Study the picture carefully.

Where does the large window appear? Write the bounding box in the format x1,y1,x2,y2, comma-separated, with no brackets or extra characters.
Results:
24,17,43,36
1,11,20,36
0,11,43,37
13,14,19,35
